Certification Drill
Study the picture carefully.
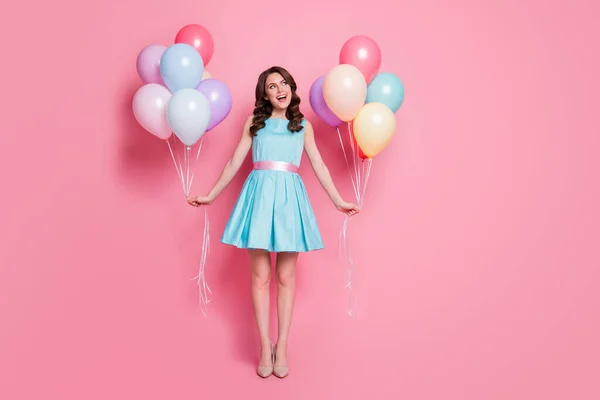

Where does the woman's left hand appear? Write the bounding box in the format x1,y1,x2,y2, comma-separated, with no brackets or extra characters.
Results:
336,201,360,217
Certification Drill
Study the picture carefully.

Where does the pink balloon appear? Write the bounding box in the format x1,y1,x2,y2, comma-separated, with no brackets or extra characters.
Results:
175,24,215,65
339,35,381,84
323,64,367,121
132,84,172,140
136,44,167,84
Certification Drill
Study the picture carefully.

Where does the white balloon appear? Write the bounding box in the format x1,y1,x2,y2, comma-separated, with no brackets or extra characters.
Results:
166,89,211,146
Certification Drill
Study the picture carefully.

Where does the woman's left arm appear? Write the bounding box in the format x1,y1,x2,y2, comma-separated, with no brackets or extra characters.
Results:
304,120,360,216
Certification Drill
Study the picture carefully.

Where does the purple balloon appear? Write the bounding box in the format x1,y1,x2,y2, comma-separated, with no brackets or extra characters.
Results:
196,78,232,131
136,44,167,84
309,76,342,127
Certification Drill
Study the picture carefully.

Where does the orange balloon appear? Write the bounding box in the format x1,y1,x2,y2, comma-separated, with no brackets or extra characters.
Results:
352,103,396,158
201,69,212,81
323,64,367,121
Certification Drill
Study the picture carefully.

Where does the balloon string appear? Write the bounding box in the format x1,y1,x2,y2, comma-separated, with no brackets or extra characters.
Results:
337,123,374,316
337,122,365,317
346,122,361,204
167,136,186,192
336,127,359,201
171,135,187,194
187,137,204,196
169,136,211,315
191,207,212,316
185,144,192,197
195,136,204,160
360,159,373,208
350,123,362,202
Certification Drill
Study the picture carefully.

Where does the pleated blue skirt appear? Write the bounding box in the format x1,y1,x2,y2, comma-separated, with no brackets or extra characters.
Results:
220,169,324,253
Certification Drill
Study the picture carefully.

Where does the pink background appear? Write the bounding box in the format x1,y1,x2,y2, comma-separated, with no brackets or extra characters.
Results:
1,0,599,398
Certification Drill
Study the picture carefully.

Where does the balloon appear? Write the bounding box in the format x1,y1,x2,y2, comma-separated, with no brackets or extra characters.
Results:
201,69,212,81
352,102,396,158
175,24,215,66
166,88,211,146
196,78,232,131
160,43,204,93
136,44,167,84
339,35,382,84
132,84,173,140
358,145,369,160
366,72,404,112
309,76,342,127
323,64,367,121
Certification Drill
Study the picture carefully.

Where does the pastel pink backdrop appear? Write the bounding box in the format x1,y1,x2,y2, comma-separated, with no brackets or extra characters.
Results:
1,0,599,399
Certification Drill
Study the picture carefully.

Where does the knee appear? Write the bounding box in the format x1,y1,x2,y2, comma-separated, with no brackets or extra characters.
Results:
252,269,270,288
276,269,295,287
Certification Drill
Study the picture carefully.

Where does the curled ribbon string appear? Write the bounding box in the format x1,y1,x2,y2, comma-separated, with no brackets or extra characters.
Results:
191,206,212,316
338,215,357,316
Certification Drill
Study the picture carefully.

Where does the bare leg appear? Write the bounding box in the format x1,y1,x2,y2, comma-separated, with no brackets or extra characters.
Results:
274,252,298,376
249,249,273,371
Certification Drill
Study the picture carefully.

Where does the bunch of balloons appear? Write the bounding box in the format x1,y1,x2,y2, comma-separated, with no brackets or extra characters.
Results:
132,24,230,316
309,35,405,316
310,34,404,160
132,23,232,196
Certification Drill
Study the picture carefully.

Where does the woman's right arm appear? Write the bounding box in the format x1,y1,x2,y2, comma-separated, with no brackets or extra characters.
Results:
188,116,253,206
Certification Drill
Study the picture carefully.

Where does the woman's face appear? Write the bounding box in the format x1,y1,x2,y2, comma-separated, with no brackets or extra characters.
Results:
264,72,292,111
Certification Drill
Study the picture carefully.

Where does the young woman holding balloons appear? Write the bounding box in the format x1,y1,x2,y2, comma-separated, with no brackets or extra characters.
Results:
187,66,360,378
133,25,402,379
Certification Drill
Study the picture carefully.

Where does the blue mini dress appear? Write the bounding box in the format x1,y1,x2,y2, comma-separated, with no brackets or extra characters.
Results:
220,118,324,252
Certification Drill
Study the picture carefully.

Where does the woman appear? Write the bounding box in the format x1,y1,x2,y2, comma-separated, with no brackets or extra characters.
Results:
187,66,359,378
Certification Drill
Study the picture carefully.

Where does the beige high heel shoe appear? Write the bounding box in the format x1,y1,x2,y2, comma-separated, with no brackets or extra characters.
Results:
273,345,289,379
257,344,274,378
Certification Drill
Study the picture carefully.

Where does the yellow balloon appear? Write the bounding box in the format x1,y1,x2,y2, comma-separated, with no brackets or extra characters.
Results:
353,102,396,158
201,69,212,80
323,64,367,121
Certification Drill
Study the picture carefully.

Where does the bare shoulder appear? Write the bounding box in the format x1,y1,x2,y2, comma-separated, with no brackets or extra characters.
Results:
303,118,314,137
239,115,254,139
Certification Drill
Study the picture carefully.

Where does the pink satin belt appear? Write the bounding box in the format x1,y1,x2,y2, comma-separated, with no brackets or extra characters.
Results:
253,161,299,173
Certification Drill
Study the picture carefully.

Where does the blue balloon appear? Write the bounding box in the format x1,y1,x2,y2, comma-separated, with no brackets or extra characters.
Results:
366,72,404,112
159,43,204,93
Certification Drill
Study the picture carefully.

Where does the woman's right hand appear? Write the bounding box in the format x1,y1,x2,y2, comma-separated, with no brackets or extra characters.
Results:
187,195,214,207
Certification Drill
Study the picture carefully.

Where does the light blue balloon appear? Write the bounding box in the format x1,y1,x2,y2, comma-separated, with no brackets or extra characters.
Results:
167,88,211,146
160,43,204,93
366,72,404,112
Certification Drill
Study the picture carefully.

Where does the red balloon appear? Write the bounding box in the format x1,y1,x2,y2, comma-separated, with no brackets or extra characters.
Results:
175,24,215,65
358,145,369,161
339,35,381,84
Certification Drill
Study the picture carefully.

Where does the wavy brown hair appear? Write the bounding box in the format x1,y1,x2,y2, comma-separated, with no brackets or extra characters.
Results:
249,66,304,136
